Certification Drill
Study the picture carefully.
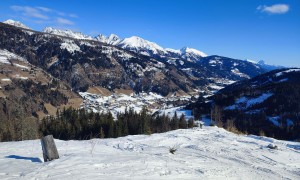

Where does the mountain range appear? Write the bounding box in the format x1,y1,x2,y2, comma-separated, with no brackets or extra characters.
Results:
1,19,277,95
0,19,289,130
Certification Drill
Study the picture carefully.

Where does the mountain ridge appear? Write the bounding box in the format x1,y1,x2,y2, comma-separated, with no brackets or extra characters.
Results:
0,20,268,96
2,19,286,70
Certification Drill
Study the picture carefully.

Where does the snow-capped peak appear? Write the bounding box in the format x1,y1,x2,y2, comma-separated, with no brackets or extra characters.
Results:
3,19,31,30
43,27,93,40
95,34,107,42
107,34,121,44
118,36,167,55
180,47,207,57
175,47,207,62
95,34,121,45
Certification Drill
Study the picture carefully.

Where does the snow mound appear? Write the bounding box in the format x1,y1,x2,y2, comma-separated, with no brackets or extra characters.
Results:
0,127,299,179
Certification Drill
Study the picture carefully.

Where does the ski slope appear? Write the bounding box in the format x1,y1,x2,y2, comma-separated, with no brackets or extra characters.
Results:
0,126,299,179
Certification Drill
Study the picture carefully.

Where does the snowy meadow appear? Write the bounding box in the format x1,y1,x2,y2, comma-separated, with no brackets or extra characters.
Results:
0,126,300,179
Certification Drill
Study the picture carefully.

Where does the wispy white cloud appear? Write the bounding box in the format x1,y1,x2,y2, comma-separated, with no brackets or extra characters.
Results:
9,5,78,27
69,14,78,18
57,12,66,16
36,6,52,12
11,5,49,19
257,4,289,14
56,17,74,25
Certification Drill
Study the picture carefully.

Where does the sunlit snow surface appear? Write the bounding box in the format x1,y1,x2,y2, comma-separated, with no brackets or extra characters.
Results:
275,69,300,77
0,49,27,64
0,127,299,179
60,40,81,53
3,19,31,30
225,93,273,110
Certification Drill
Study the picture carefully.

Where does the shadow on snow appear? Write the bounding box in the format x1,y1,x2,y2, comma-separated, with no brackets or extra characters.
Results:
5,155,43,163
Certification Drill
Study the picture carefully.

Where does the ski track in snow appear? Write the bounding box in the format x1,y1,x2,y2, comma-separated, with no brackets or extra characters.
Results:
0,127,299,179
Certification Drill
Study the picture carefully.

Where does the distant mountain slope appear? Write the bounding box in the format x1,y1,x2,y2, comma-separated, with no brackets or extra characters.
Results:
97,33,208,62
0,21,268,97
43,27,93,40
257,60,286,71
3,19,31,30
0,48,83,141
189,68,300,140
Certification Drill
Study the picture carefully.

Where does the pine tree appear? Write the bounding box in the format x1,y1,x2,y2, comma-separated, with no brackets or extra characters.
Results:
100,126,105,138
179,114,186,129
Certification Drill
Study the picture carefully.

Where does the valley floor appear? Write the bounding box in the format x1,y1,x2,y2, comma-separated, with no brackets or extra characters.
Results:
0,126,299,179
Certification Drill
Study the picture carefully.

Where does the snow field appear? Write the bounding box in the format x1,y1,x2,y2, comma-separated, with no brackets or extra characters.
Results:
0,126,299,179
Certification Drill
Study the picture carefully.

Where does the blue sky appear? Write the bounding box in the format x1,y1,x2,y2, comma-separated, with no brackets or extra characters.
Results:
1,0,299,67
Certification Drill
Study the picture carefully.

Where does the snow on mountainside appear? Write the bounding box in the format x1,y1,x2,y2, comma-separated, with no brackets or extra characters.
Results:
0,49,27,64
43,27,93,40
118,36,167,56
95,34,122,45
96,33,207,61
200,68,300,140
3,19,31,30
41,25,208,61
3,19,280,71
0,20,268,98
0,127,299,179
180,47,207,61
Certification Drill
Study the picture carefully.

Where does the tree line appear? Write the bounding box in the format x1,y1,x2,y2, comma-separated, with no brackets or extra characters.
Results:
0,106,195,142
40,107,194,140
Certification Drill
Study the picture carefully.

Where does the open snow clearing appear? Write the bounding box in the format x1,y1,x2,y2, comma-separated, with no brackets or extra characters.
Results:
0,126,299,179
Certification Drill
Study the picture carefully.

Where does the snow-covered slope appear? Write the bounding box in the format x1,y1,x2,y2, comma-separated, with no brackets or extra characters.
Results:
0,127,299,179
96,34,207,61
0,20,206,61
180,47,207,62
118,36,167,56
95,34,122,45
0,49,27,64
3,19,31,30
43,27,93,40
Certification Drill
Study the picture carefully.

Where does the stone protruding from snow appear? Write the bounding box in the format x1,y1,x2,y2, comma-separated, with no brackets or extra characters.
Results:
41,135,59,162
3,19,31,30
267,143,278,150
1,127,300,179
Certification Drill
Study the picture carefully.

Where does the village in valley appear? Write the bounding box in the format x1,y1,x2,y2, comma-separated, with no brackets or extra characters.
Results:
79,88,199,122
